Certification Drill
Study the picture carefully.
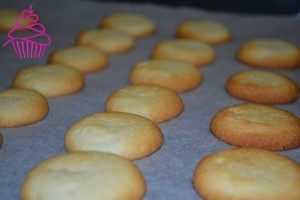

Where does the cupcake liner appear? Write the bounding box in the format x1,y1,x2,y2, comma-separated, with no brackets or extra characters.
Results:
11,39,48,59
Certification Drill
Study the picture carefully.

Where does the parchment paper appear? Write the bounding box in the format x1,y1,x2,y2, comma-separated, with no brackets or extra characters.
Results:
0,0,299,199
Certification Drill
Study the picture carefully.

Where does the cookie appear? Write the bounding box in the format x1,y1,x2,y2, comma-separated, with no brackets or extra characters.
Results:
65,112,163,160
0,89,48,127
129,59,202,92
21,151,146,200
226,70,299,104
100,13,155,37
210,103,300,151
76,28,134,54
105,84,184,123
13,64,84,98
0,8,32,32
177,20,231,45
193,147,300,200
48,46,108,73
237,39,300,69
151,39,216,67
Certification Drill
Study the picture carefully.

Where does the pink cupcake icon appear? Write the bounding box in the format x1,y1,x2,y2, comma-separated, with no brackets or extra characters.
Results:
3,4,51,59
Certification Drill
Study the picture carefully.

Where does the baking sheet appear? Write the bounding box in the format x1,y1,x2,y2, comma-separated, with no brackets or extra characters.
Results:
0,0,299,199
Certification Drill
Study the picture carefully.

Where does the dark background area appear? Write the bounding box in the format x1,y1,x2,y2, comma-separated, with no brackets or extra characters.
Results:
97,0,300,15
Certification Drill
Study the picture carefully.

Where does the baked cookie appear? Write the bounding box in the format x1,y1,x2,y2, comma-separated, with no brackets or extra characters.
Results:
105,84,184,123
21,151,146,200
0,89,48,127
76,28,134,54
48,46,108,73
65,112,163,160
210,103,300,151
226,70,299,104
151,39,216,67
193,147,300,200
237,39,300,69
13,64,84,98
100,13,155,37
0,8,32,32
129,59,202,92
177,20,231,45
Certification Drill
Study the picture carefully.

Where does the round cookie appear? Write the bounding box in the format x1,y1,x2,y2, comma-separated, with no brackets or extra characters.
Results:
151,39,216,67
105,84,184,123
21,151,146,200
177,20,231,45
237,39,300,69
76,28,134,54
48,46,108,73
193,148,300,200
65,112,163,160
0,89,48,127
129,59,202,92
100,13,155,37
0,8,32,32
13,64,84,98
210,103,300,151
226,70,299,104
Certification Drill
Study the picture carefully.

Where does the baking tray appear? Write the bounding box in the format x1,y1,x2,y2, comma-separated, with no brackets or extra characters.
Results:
0,0,299,199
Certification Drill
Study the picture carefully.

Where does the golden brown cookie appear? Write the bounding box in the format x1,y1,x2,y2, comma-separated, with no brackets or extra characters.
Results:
237,39,300,69
151,39,216,67
226,70,299,104
21,151,146,200
177,20,231,45
100,13,155,37
48,46,108,73
193,147,300,200
0,8,32,32
13,64,84,98
65,112,163,160
0,89,48,127
129,59,203,92
76,28,134,54
210,103,300,151
105,84,184,123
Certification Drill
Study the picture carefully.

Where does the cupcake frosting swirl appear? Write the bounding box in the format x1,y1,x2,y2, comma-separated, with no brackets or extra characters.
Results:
4,4,51,46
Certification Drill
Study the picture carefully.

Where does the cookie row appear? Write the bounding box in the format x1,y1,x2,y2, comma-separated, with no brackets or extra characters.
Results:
0,12,157,128
19,13,160,200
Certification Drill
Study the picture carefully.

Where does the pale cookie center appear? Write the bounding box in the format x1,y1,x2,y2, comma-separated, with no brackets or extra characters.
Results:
246,73,286,87
228,108,289,125
254,41,293,55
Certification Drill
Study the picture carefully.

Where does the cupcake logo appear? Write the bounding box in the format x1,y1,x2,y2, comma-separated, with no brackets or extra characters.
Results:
3,4,51,59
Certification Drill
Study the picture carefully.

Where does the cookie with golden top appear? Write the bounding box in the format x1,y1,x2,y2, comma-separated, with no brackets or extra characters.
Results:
100,13,155,37
210,103,300,151
226,70,299,104
48,46,108,73
65,112,163,160
129,59,203,92
237,39,300,69
151,39,216,67
76,28,134,54
105,84,184,123
0,89,48,127
177,20,231,45
193,148,300,200
13,64,84,98
21,151,146,200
